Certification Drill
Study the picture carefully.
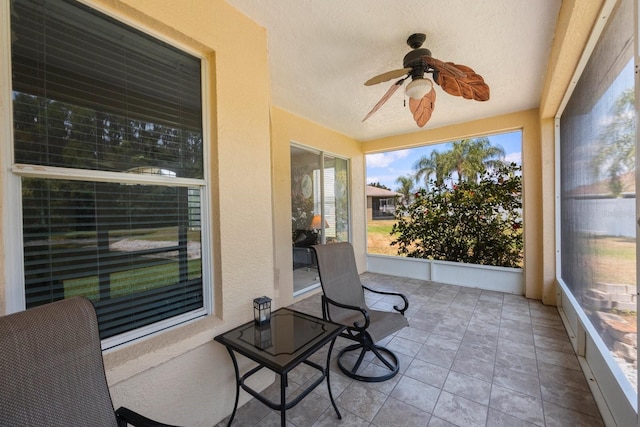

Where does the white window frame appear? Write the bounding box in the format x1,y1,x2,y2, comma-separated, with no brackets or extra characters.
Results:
0,0,213,350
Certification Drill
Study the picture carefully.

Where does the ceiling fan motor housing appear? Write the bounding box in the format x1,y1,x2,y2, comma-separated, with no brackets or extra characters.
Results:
403,48,431,78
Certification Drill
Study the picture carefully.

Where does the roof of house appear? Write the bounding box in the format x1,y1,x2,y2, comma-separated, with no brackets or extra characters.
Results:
366,185,400,198
565,171,635,198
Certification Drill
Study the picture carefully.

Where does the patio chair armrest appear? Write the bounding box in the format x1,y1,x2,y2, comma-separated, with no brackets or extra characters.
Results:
362,286,409,315
321,294,370,331
115,406,182,427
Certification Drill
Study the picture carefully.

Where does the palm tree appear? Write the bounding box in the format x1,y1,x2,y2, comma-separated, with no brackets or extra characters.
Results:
591,87,635,196
394,175,414,204
413,150,449,187
444,138,505,183
413,138,506,187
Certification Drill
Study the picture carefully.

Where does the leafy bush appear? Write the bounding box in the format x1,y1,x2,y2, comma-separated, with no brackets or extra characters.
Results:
391,163,523,268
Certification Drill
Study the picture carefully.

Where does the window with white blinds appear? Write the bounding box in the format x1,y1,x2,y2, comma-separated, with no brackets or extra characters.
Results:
11,0,207,342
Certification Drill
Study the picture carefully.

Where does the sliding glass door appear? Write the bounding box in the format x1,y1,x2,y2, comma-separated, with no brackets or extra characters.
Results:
291,145,349,294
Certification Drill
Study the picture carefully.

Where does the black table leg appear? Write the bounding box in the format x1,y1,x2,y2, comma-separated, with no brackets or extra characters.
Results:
326,337,342,419
225,348,241,426
213,310,346,427
280,373,287,426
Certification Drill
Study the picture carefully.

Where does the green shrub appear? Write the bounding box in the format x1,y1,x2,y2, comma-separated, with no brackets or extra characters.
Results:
391,163,523,268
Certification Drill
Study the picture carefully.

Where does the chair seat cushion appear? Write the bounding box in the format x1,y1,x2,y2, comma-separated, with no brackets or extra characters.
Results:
366,310,409,343
336,309,408,343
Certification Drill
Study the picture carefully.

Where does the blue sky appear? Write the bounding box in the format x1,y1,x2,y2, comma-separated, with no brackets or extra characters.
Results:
366,130,523,191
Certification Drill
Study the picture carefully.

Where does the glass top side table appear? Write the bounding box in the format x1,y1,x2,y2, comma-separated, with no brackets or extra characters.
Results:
214,308,345,426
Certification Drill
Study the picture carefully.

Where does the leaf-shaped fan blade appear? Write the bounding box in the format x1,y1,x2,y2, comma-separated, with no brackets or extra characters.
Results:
364,68,411,86
423,56,468,79
362,79,405,122
409,88,436,127
425,57,490,102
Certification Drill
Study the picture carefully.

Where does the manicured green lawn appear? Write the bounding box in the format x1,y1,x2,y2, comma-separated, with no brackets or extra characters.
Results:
367,219,398,256
65,258,202,300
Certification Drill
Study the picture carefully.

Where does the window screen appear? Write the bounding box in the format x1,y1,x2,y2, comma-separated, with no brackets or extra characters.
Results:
559,0,636,388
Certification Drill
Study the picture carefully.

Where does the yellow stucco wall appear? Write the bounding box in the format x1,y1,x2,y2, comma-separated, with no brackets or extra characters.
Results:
270,107,365,307
536,0,606,306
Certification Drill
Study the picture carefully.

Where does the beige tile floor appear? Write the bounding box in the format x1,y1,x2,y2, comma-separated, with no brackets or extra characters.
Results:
216,273,604,427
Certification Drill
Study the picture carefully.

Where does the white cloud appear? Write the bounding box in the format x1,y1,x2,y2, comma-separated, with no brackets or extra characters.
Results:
366,153,393,168
394,149,410,159
504,151,522,165
366,150,411,168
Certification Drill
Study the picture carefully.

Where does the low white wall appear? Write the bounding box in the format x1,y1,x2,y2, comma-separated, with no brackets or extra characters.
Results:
367,254,523,294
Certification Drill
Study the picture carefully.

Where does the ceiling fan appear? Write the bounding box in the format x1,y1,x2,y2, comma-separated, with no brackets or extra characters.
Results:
362,33,490,127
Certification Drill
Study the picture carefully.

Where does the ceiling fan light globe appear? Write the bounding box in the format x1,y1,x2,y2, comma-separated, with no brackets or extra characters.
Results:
405,78,433,100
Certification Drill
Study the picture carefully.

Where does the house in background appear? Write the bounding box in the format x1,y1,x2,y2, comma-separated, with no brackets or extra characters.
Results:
366,185,401,221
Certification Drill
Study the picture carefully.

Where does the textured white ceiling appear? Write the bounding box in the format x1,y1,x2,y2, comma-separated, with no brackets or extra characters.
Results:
226,0,562,141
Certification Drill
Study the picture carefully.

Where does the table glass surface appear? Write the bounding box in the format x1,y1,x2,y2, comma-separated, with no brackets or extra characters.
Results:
215,308,343,370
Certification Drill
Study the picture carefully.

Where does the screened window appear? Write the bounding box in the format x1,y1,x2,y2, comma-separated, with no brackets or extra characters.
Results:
11,0,207,343
365,132,522,263
559,0,636,391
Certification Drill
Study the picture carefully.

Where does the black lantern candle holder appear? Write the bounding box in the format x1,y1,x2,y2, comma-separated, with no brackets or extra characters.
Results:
253,296,272,326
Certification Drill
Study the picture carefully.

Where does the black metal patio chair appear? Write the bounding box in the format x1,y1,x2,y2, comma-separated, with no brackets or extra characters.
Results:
0,296,182,427
312,242,409,382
